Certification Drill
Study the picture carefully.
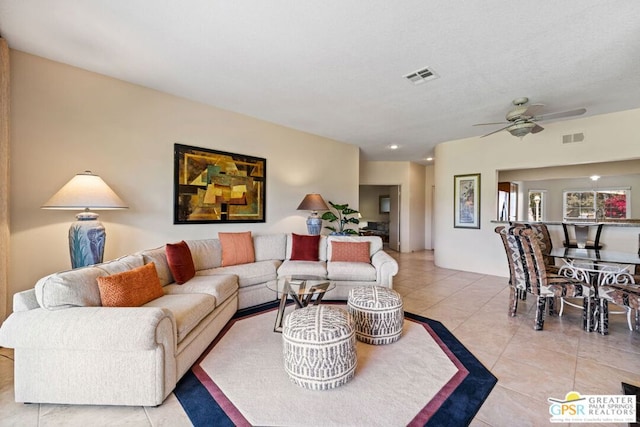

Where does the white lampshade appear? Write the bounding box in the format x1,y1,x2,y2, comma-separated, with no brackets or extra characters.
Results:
42,171,128,210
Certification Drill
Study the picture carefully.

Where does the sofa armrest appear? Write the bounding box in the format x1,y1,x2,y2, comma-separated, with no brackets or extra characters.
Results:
0,306,176,352
13,289,40,312
371,251,399,286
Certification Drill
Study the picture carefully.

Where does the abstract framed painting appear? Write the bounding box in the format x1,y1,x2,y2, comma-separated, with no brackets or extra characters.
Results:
454,173,480,229
174,143,266,224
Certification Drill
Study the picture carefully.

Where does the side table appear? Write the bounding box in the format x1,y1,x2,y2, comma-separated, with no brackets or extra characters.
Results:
266,276,335,332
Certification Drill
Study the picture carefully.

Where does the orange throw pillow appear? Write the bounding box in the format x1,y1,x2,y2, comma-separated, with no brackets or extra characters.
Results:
330,241,370,263
97,262,164,307
219,231,256,266
166,240,196,284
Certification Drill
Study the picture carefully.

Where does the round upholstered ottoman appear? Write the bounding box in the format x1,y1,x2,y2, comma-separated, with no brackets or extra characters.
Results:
348,286,404,345
282,305,357,390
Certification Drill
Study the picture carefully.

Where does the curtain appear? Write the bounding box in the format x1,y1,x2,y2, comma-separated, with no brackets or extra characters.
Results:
0,37,9,321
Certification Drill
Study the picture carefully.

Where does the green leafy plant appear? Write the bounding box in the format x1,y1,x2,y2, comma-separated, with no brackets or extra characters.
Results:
321,201,360,235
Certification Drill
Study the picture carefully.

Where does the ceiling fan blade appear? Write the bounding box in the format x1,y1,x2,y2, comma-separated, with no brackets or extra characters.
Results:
531,123,544,134
535,108,586,121
473,121,509,126
521,103,545,117
480,123,513,138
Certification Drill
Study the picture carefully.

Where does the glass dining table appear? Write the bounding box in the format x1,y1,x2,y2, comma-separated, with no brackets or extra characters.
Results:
550,248,640,266
550,247,637,332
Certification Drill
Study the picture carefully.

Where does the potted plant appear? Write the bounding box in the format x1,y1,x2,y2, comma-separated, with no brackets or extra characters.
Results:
321,201,360,235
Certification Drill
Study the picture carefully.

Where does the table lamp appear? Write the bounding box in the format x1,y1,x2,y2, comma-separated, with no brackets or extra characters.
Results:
296,193,329,235
42,171,128,268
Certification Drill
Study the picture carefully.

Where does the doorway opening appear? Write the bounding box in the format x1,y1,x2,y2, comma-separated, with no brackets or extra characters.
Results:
358,185,401,251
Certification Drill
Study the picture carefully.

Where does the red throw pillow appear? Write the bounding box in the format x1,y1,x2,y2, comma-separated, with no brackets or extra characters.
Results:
166,241,196,284
97,263,164,307
219,231,256,266
330,241,370,263
290,233,321,261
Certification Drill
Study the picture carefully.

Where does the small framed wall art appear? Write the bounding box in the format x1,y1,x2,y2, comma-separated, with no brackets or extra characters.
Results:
174,143,266,224
454,173,480,229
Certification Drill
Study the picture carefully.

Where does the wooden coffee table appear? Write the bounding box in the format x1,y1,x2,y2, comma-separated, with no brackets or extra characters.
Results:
267,276,335,332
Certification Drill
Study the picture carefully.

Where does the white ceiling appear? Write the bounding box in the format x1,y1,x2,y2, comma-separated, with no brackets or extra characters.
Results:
1,1,640,164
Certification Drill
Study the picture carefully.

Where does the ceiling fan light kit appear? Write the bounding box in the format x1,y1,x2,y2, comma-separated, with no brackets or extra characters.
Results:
507,122,536,139
474,97,587,140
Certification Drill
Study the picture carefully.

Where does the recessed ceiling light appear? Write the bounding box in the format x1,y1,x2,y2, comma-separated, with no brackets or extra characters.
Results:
590,175,600,181
388,144,399,150
426,157,433,161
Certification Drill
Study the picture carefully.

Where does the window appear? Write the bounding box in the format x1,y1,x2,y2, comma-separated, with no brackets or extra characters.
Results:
528,190,546,222
563,188,630,220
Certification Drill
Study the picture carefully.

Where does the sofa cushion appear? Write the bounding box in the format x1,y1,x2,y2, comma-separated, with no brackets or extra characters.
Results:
186,239,222,270
330,241,370,263
290,233,320,261
327,235,382,259
96,254,145,275
97,263,165,307
200,260,279,288
140,246,174,286
327,262,377,281
166,241,196,284
219,231,255,266
144,293,216,343
254,233,287,261
164,274,238,307
278,260,328,278
35,266,107,310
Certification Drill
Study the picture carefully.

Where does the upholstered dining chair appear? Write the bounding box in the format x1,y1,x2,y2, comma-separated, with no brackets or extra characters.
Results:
558,262,636,331
495,226,596,331
510,222,558,273
509,222,559,302
597,283,640,335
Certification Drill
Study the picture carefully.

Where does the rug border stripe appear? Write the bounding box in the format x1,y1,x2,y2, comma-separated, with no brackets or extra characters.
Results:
405,311,498,427
407,318,470,426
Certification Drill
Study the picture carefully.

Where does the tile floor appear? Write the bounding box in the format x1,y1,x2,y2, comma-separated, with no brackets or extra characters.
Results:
1,250,638,426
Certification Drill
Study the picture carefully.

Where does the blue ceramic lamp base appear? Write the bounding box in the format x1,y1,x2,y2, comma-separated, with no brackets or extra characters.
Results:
69,211,106,268
306,214,323,235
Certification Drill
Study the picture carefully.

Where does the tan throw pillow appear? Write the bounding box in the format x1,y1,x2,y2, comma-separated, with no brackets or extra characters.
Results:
330,241,371,263
219,231,256,266
97,262,164,307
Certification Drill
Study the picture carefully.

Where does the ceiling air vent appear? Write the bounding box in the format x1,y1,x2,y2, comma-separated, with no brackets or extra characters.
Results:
404,66,438,85
562,133,584,144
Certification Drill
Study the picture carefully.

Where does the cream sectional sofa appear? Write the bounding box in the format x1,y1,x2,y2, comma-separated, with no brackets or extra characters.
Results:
0,233,397,406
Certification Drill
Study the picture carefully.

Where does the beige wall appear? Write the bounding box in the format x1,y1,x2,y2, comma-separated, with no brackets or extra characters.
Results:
409,162,426,252
7,51,360,315
424,164,434,250
434,108,640,276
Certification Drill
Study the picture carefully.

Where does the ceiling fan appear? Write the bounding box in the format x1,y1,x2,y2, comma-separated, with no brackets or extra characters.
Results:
473,97,587,139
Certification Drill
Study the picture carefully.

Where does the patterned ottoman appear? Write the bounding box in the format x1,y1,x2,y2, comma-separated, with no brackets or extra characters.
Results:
282,305,357,390
348,286,404,345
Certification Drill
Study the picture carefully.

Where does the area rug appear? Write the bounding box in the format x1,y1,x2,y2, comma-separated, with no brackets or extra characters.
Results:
174,302,497,426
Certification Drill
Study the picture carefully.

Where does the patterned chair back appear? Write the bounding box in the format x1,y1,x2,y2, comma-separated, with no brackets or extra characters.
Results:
496,226,548,295
510,222,554,267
